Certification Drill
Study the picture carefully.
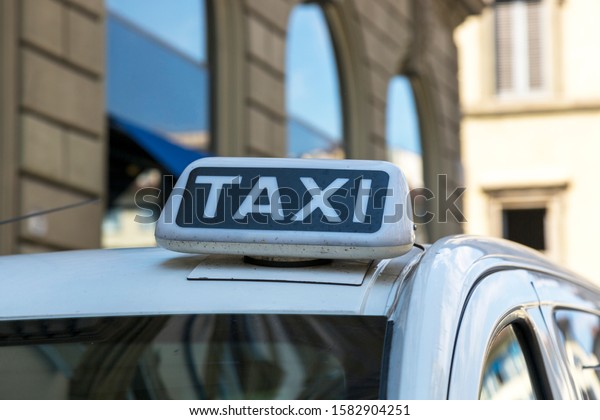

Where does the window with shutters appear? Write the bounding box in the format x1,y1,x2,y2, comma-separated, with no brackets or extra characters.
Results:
494,0,548,96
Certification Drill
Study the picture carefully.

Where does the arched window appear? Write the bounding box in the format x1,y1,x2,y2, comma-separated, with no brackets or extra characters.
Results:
104,0,210,248
386,76,423,187
286,4,344,159
386,75,427,242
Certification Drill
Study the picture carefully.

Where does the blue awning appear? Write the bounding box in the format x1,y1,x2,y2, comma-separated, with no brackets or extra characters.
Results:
110,116,211,177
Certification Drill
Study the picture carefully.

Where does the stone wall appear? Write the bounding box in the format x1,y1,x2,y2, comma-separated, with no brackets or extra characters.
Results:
0,0,105,254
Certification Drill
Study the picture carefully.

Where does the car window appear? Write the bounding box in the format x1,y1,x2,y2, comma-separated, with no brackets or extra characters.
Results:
0,314,388,400
554,310,600,399
479,324,540,400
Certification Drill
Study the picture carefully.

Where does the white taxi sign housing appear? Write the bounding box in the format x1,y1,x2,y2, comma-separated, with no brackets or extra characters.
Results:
155,157,415,259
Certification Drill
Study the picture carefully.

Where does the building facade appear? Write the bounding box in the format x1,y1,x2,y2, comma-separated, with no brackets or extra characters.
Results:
456,0,600,282
0,0,483,255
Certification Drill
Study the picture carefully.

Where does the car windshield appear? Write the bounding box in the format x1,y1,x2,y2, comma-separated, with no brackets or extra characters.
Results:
0,314,389,400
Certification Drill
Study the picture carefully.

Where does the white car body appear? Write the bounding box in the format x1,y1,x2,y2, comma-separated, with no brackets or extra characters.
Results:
1,235,599,399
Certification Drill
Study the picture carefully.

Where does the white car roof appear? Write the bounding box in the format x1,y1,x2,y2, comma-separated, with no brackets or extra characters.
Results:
0,235,595,322
0,246,423,320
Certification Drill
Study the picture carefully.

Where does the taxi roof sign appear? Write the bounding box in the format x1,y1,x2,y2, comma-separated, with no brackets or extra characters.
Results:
155,157,415,259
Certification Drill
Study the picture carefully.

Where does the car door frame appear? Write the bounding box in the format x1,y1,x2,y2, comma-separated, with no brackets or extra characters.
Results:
385,237,592,400
447,267,565,399
531,271,600,399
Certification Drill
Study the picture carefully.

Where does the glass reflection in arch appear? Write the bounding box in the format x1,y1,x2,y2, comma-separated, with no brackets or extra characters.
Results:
386,75,428,242
286,4,344,159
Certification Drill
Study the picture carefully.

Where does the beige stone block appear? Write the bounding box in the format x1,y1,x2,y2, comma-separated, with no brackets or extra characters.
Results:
371,1,389,27
435,82,460,127
353,0,378,26
248,108,286,157
245,0,292,33
270,120,286,157
66,9,104,74
248,15,285,74
381,0,412,22
19,243,59,254
362,28,396,75
245,147,265,158
396,0,412,20
269,33,286,74
66,0,104,16
370,70,388,105
439,121,460,159
384,12,411,52
22,0,64,56
20,114,65,181
370,102,386,141
443,58,460,92
66,132,104,194
427,57,457,102
430,25,456,65
357,0,393,38
248,15,270,63
248,107,271,155
20,177,102,249
379,44,399,77
248,63,268,104
22,50,103,134
361,26,380,64
248,62,285,117
371,138,388,161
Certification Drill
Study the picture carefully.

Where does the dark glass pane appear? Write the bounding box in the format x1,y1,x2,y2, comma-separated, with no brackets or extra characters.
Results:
287,119,344,159
107,15,209,145
107,0,207,63
286,4,343,158
104,1,210,248
502,208,546,250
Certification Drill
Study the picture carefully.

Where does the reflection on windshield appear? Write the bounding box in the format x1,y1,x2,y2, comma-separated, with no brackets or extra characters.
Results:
0,315,388,400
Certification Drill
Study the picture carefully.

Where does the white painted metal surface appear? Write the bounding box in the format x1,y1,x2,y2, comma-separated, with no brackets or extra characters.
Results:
0,246,421,320
385,235,600,399
187,255,371,285
1,235,600,399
